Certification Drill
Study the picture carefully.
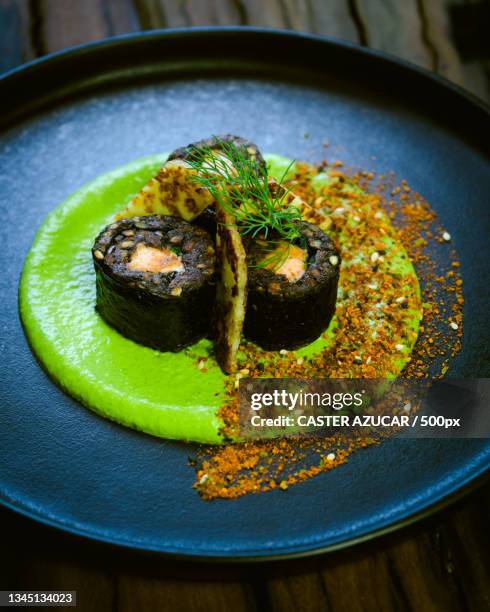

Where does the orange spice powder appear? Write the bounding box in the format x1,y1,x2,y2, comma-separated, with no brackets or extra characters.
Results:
192,160,464,500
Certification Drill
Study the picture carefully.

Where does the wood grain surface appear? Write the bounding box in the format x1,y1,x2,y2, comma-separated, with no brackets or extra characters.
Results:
1,1,489,611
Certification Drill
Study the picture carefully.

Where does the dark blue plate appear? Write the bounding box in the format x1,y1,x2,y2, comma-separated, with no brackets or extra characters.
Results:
0,29,489,559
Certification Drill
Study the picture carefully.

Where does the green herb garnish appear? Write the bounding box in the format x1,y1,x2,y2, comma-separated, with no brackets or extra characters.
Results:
186,137,305,270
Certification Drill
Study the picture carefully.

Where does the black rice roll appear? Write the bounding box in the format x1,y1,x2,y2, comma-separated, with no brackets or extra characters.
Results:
244,222,341,351
172,135,266,238
167,134,266,174
92,215,215,352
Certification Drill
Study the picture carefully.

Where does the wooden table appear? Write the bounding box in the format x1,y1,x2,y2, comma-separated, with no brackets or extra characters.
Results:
1,2,489,610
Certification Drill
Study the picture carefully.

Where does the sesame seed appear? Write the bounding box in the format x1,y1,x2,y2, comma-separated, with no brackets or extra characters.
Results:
442,231,451,242
199,474,208,485
240,368,250,376
329,255,339,266
370,252,379,264
94,249,104,260
296,357,304,366
170,287,183,296
395,343,405,351
403,402,411,412
354,355,362,364
450,321,459,330
395,296,406,304
280,349,288,355
326,453,336,461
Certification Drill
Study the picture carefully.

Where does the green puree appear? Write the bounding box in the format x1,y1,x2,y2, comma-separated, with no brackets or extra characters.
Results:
20,154,421,444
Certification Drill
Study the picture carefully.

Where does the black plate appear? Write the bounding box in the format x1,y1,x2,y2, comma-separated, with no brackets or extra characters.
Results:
0,28,489,560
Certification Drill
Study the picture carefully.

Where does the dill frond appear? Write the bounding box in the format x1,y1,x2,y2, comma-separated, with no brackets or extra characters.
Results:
186,137,305,270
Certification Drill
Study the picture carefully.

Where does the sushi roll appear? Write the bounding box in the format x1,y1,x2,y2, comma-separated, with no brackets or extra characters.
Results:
92,215,215,352
244,222,340,351
167,134,266,174
168,134,268,238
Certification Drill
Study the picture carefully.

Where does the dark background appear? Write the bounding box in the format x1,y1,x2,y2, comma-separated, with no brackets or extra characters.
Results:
1,1,489,611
